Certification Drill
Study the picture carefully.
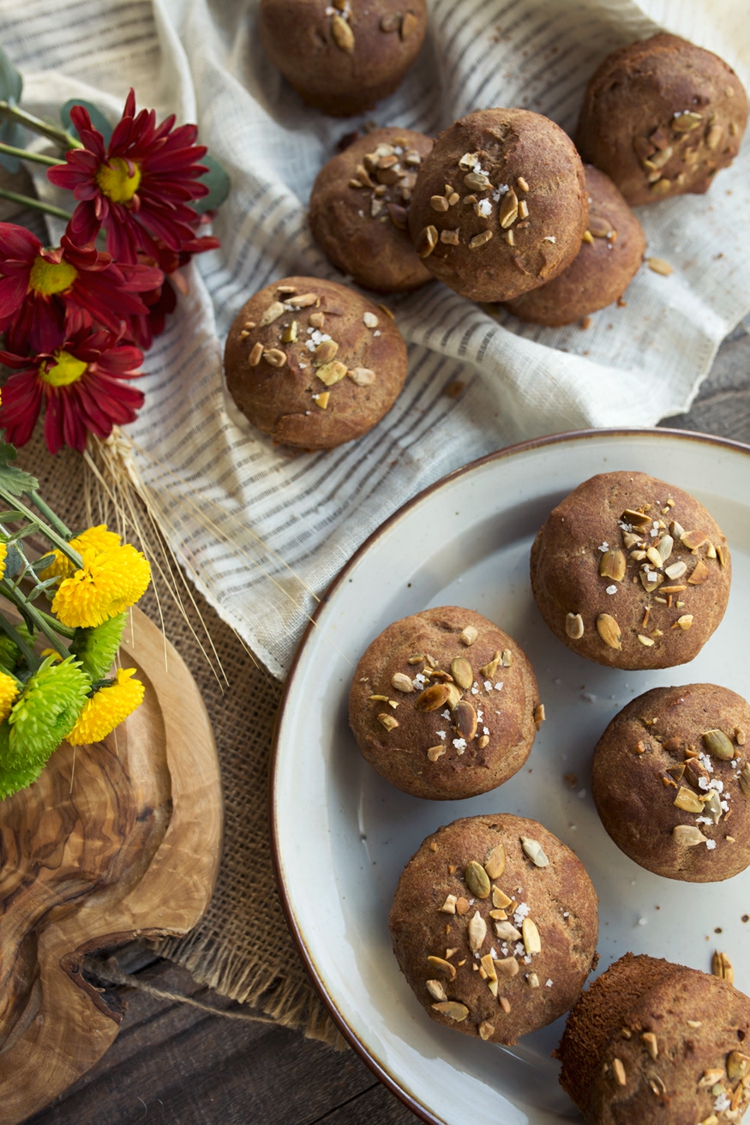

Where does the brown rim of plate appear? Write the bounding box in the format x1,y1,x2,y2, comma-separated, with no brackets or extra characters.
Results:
268,425,750,1125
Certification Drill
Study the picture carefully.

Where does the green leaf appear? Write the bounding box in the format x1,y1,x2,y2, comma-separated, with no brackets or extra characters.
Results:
0,43,22,105
61,98,113,144
3,542,22,579
193,152,230,214
0,444,39,497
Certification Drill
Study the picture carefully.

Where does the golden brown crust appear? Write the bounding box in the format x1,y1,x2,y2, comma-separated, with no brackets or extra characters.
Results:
530,472,731,670
258,0,427,116
407,108,588,303
576,33,748,206
556,952,750,1125
349,606,540,799
504,165,646,326
389,814,599,1045
224,276,407,450
309,128,434,293
592,684,750,882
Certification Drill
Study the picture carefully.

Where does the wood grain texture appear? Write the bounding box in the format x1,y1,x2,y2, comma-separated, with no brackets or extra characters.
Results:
0,608,222,1125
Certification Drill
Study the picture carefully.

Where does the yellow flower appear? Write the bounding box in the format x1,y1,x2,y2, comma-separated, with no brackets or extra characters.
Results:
67,668,145,745
0,541,6,581
51,544,151,628
0,670,20,722
41,525,123,583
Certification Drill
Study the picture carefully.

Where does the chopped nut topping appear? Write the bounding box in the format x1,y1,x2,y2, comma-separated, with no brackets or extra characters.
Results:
521,836,549,867
347,367,376,386
646,257,673,276
248,341,264,366
612,1058,627,1086
469,230,493,249
459,625,478,646
426,979,447,1002
417,225,438,258
377,712,398,731
522,916,541,955
331,12,355,51
468,910,488,952
316,361,348,386
363,311,379,328
478,1019,494,1040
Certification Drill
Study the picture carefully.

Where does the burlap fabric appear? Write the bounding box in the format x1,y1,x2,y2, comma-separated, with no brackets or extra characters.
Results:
14,426,337,1044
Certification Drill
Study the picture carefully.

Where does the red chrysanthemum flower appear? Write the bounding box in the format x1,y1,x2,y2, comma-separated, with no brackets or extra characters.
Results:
0,327,144,454
0,223,163,354
47,89,214,265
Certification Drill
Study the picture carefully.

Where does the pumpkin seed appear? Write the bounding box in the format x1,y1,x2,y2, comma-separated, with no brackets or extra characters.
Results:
427,955,456,980
672,824,708,846
450,656,473,690
464,171,490,191
521,836,549,867
596,613,622,650
426,979,447,1002
281,320,298,343
702,728,735,760
415,683,452,711
565,612,585,639
431,1000,469,1021
468,910,487,951
454,699,477,740
465,860,491,899
703,790,723,824
314,339,339,365
484,844,506,880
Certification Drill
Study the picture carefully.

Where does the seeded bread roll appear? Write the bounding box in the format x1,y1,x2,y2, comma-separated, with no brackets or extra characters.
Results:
258,0,427,117
349,606,541,800
504,165,645,326
309,128,434,293
530,472,731,670
576,33,748,206
224,276,408,450
389,814,599,1045
555,952,750,1125
592,684,750,882
407,108,588,303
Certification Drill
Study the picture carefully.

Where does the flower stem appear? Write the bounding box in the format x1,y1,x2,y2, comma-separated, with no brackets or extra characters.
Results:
0,100,82,150
0,581,69,658
28,491,72,539
36,609,76,639
0,186,72,222
0,141,64,166
0,487,81,568
0,607,42,670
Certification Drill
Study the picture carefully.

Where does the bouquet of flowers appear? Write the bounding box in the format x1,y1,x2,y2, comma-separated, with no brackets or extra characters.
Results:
0,442,151,799
0,44,227,454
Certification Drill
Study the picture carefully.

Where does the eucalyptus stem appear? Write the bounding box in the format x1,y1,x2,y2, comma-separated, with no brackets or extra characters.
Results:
0,141,64,167
0,100,82,150
0,581,69,658
0,610,41,670
28,491,72,539
0,187,72,222
0,488,81,568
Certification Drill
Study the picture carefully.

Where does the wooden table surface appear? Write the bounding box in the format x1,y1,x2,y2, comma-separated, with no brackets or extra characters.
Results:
22,322,750,1125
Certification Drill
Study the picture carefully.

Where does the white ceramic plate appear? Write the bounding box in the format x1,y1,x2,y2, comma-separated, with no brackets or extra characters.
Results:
271,429,750,1125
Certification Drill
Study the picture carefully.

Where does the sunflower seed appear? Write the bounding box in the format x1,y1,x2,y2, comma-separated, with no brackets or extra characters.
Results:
596,613,622,650
521,837,549,867
522,917,541,955
484,844,505,880
450,656,473,689
600,548,626,581
465,860,491,899
400,10,418,38
259,301,285,326
712,950,733,983
248,341,264,366
427,955,456,979
565,613,585,639
316,361,348,386
331,13,355,51
417,225,438,258
347,367,376,386
674,786,704,813
672,824,708,846
426,979,447,1001
499,189,519,229
432,1001,469,1021
702,729,734,760
647,257,673,276
673,111,703,132
468,910,488,951
391,672,414,693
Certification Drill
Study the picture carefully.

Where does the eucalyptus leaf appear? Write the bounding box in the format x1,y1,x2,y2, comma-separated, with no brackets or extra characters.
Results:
0,44,23,173
61,98,113,144
3,542,22,579
193,152,230,214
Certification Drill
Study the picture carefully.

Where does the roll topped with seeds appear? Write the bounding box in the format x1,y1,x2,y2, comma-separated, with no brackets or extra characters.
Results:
258,0,427,117
504,165,646,326
389,814,599,1045
593,684,750,882
407,108,588,303
576,33,748,207
530,471,731,670
349,606,541,800
309,127,434,293
224,276,407,450
556,952,750,1125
